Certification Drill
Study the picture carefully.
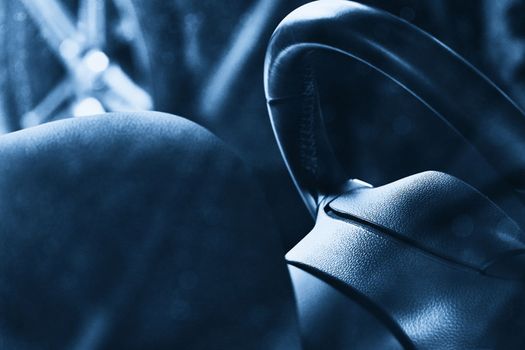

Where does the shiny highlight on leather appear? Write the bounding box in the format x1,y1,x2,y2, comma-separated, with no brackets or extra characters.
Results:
265,0,525,216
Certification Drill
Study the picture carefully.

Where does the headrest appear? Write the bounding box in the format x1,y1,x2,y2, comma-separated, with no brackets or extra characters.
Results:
0,112,300,349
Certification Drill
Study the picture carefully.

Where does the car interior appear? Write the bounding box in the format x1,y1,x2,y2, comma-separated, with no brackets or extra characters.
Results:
0,0,524,349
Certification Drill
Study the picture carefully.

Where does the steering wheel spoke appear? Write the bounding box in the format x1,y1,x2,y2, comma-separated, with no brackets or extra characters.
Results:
98,65,153,111
78,0,107,49
18,0,85,68
21,78,74,128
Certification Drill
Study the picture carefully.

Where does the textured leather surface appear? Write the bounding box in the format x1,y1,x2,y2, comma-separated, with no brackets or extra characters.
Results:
0,112,300,350
328,171,525,278
266,2,525,347
288,265,403,350
265,0,525,216
287,171,525,349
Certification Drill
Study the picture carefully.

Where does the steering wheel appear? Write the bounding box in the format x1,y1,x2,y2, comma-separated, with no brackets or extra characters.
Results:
265,0,525,219
265,1,525,348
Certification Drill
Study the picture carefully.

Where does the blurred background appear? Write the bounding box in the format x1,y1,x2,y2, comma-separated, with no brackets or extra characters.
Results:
0,0,524,250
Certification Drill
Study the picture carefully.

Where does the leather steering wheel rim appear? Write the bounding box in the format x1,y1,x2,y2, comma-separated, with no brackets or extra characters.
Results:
264,0,525,216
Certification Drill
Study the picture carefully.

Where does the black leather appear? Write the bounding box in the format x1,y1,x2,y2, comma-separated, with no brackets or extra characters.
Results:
328,171,525,278
288,265,403,349
265,1,525,348
288,171,525,349
0,112,300,349
265,0,525,215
